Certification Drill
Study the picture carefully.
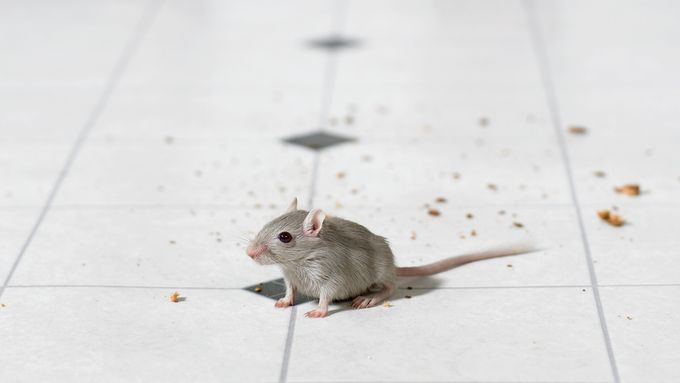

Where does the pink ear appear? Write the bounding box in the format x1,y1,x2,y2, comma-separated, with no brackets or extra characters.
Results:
286,197,298,213
303,209,325,237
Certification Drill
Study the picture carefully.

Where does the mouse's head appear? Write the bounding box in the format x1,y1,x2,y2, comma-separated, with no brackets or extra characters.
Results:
246,198,326,265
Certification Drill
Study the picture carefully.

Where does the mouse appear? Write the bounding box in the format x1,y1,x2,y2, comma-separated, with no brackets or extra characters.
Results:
246,198,531,318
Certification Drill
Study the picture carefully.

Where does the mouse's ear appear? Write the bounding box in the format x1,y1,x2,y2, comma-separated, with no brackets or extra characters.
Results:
303,209,325,237
286,197,298,213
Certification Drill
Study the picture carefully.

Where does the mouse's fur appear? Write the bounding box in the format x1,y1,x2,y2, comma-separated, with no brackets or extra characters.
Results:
247,198,532,318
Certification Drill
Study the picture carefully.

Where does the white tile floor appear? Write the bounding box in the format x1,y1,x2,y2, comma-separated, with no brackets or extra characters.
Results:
1,0,678,382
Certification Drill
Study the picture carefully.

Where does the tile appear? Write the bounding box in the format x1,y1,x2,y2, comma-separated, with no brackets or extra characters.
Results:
0,86,100,142
118,0,331,88
569,137,680,206
309,204,591,287
287,287,612,382
0,287,289,382
87,86,324,142
53,140,314,207
328,87,555,140
535,0,680,138
601,286,680,383
0,142,71,207
0,0,148,86
337,0,541,89
584,206,680,285
315,136,571,208
10,207,294,288
0,209,41,283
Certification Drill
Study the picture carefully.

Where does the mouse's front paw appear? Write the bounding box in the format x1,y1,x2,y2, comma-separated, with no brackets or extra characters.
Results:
275,298,293,308
304,308,328,318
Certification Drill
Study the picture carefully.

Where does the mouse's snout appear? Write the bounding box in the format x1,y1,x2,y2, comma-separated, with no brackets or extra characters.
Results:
246,242,267,259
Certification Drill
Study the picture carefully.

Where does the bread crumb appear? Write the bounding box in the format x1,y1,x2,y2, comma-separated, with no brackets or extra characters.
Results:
0,303,5,308
506,264,513,268
615,184,640,196
513,222,524,228
459,234,466,239
170,292,181,302
568,126,587,134
254,286,263,293
470,229,477,237
487,183,498,191
452,172,461,180
382,300,393,308
466,213,474,219
169,240,176,245
410,231,417,240
626,316,633,320
597,210,625,226
428,208,441,217
435,197,447,203
336,171,346,179
593,171,606,178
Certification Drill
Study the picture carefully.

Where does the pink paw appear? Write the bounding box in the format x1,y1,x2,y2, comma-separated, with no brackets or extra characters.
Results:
275,298,293,308
352,296,380,309
304,308,328,318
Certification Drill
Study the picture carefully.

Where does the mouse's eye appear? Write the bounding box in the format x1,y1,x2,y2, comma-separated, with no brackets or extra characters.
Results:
278,232,293,243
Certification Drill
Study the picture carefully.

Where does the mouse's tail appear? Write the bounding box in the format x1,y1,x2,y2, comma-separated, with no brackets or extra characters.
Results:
395,244,538,277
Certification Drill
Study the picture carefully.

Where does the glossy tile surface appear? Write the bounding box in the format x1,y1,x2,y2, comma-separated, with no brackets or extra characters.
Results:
1,0,679,382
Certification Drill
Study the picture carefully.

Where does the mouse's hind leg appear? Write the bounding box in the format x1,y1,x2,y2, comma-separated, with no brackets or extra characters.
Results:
352,282,395,309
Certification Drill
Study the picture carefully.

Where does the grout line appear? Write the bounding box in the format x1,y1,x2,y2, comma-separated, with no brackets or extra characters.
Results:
522,1,621,383
6,282,680,291
7,284,241,290
0,0,165,304
280,1,351,382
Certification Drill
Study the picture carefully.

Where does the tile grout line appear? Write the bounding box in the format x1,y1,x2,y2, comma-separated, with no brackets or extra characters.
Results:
279,1,351,382
7,282,680,290
521,1,621,383
0,0,165,303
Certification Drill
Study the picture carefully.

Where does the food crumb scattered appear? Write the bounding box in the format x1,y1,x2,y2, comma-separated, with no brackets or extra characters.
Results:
506,264,513,268
336,171,346,179
410,231,417,240
382,300,393,308
513,222,524,228
487,183,498,191
170,292,181,303
0,303,5,308
254,286,263,293
452,172,461,180
459,234,466,239
470,229,477,237
615,184,641,196
428,208,441,217
568,126,588,135
466,213,474,219
169,240,176,245
405,295,412,299
626,316,633,320
435,197,447,203
479,117,489,127
593,171,606,178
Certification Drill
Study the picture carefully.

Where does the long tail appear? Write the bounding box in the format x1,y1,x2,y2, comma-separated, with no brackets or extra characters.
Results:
396,244,537,277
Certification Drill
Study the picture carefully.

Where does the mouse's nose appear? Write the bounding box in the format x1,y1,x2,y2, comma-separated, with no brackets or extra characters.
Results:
246,243,267,259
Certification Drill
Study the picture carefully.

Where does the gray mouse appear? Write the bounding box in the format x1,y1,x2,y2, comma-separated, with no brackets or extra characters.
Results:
247,198,529,318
